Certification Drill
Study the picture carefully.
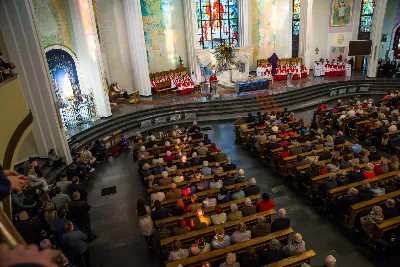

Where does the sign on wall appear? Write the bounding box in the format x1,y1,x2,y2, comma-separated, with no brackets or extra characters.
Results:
332,47,345,53
331,0,353,26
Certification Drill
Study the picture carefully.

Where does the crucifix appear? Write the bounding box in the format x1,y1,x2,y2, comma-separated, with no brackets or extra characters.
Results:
315,47,319,54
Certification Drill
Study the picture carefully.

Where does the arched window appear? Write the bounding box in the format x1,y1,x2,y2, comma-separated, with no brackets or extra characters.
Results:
196,0,239,49
292,0,300,57
358,0,376,40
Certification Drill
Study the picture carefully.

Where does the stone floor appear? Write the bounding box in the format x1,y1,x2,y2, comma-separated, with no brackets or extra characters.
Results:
83,117,394,267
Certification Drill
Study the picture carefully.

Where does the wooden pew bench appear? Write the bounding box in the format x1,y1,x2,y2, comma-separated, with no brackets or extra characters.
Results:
147,170,237,194
165,228,294,267
156,194,261,229
143,160,228,182
348,190,400,227
373,216,400,244
160,209,276,255
265,250,316,267
153,182,249,209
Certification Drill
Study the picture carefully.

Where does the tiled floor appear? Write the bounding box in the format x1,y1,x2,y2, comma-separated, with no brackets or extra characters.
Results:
83,118,393,267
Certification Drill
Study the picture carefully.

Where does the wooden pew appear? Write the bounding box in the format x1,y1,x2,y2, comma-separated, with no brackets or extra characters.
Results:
160,209,276,255
328,171,399,202
373,216,400,243
348,190,400,227
147,170,237,194
154,181,249,209
156,194,261,229
143,160,227,182
265,250,316,267
165,228,294,267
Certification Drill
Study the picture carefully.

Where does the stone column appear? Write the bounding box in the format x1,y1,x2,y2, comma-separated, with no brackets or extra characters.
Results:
123,0,152,96
0,0,72,163
68,0,111,118
299,0,313,72
183,0,201,81
238,0,251,74
367,0,388,78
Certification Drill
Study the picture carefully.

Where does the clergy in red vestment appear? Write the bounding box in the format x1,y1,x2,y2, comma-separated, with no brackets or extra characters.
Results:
209,71,218,93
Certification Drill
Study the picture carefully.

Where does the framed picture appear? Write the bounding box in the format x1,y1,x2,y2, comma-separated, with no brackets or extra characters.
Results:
331,0,353,26
381,34,388,42
332,47,345,54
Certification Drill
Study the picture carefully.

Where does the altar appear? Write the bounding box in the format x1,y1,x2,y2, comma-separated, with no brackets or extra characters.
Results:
236,76,272,94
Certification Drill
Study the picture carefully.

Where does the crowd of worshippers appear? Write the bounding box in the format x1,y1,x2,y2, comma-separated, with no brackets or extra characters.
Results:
317,92,400,148
377,58,399,78
4,139,124,266
2,161,94,267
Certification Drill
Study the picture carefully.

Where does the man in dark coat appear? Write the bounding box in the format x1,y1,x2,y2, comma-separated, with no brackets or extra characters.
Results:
67,191,94,241
271,209,291,232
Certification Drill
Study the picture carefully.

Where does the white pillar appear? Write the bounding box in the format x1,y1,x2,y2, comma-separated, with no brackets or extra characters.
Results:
367,0,388,78
123,0,152,96
68,0,111,118
0,0,72,163
299,0,313,72
183,0,201,81
238,0,251,74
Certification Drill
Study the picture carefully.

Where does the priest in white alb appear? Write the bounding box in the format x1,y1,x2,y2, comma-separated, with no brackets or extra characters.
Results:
313,62,321,77
345,60,352,77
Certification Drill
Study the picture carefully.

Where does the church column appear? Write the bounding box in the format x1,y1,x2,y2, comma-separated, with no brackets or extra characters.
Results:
366,0,388,78
299,0,313,72
183,0,201,81
122,0,151,96
68,0,111,117
0,0,72,163
238,0,251,74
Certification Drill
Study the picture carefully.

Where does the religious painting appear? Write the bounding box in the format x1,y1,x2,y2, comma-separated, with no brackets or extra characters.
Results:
196,0,239,49
252,0,291,60
141,0,179,72
332,47,345,54
331,0,353,26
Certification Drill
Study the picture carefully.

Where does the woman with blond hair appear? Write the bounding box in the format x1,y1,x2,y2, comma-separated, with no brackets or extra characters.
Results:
231,222,251,243
363,163,376,179
283,233,306,256
317,161,328,175
210,226,231,249
227,204,243,221
324,135,334,147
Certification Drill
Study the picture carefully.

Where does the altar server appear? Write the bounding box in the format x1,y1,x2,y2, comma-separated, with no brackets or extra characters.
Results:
320,61,325,76
257,64,263,77
313,62,321,77
345,60,352,77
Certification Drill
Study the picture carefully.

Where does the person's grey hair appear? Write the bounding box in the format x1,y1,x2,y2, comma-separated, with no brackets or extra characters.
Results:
293,233,303,243
328,174,336,181
370,146,377,152
386,198,395,208
324,255,336,267
257,216,266,225
269,238,281,251
300,264,310,267
249,178,256,185
293,141,299,147
40,239,51,249
143,163,150,170
226,158,231,164
278,208,286,218
203,161,209,167
226,253,236,265
230,204,238,212
348,187,358,196
244,198,252,206
192,152,197,158
353,138,359,144
216,146,222,152
140,146,146,152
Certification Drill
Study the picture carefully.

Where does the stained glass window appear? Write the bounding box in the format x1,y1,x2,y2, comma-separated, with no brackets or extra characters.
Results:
359,0,375,34
196,0,239,49
292,0,300,57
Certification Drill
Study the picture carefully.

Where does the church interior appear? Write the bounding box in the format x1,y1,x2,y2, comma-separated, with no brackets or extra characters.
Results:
1,0,400,266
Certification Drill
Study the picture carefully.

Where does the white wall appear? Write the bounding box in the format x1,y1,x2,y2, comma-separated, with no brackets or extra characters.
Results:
172,0,188,71
96,0,134,92
380,0,400,59
310,0,330,65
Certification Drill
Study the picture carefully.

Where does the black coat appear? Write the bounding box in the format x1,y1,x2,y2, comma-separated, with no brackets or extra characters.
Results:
358,190,373,202
257,248,284,265
346,171,364,183
67,200,91,226
369,152,381,162
68,184,88,201
334,136,346,145
151,208,169,221
224,164,236,172
15,219,44,245
244,185,260,197
383,207,399,220
271,217,290,232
